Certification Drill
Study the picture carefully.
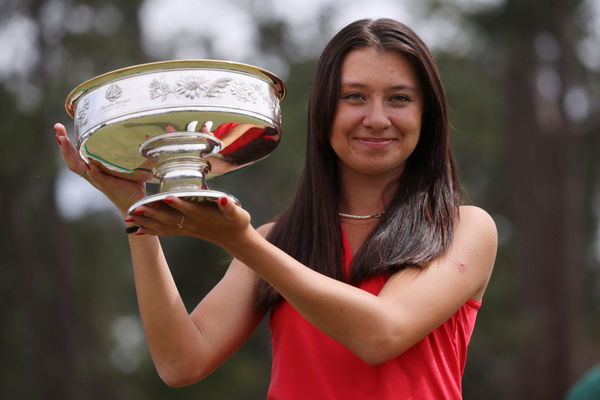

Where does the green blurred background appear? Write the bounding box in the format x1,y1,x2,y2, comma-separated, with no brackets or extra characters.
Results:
1,0,599,398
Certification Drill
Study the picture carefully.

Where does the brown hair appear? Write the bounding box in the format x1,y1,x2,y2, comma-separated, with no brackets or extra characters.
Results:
256,18,461,311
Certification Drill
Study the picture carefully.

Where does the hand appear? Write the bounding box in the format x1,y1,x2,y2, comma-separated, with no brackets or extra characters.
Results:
126,196,253,248
54,123,148,216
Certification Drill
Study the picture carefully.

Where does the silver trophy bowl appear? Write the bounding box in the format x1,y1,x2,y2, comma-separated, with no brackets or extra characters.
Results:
65,60,286,213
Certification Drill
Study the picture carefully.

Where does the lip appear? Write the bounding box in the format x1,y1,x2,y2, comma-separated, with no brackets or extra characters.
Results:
354,137,396,149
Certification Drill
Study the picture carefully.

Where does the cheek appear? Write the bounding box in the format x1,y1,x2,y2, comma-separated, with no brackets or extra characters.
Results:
393,111,422,140
328,132,346,158
329,114,352,144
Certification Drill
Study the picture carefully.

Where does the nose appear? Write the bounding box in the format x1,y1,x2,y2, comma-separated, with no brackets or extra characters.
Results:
362,101,391,131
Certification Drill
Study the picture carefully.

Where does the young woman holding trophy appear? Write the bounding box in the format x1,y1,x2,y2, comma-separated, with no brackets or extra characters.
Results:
55,18,496,399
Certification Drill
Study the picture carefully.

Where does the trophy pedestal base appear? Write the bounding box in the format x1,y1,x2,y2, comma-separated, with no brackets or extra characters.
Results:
127,189,239,214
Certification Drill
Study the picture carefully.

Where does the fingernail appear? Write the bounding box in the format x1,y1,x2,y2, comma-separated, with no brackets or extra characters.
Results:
131,209,144,215
124,217,135,222
163,198,175,204
219,197,228,206
55,135,62,145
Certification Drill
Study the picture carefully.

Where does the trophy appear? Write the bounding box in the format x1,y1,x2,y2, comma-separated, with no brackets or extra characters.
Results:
65,60,286,213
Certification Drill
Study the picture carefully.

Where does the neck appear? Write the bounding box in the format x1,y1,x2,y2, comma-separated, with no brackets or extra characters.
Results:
337,166,400,216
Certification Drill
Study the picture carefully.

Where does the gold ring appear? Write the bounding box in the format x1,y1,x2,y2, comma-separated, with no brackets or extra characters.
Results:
177,214,184,229
79,167,88,179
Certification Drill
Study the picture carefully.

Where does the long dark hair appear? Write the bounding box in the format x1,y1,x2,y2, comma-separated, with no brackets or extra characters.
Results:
256,18,461,311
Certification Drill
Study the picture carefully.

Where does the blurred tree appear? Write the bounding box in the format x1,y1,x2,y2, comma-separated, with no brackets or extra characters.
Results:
472,1,598,399
424,0,600,399
0,0,146,398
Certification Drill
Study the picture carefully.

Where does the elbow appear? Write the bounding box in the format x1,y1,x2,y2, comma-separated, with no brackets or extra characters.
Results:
361,356,392,367
351,330,410,366
161,374,199,389
162,377,192,389
355,348,397,366
159,370,202,388
157,360,213,388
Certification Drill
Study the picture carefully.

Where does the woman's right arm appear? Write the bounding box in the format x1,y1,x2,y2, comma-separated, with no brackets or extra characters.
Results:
128,235,264,387
54,123,264,387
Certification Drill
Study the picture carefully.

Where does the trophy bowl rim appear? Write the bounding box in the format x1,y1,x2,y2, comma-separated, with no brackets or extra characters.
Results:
65,59,287,118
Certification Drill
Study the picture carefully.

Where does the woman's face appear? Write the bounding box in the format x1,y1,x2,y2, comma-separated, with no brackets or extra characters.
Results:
330,47,423,181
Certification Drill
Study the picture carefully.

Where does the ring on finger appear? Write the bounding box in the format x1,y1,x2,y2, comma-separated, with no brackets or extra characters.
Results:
79,166,89,179
177,214,184,229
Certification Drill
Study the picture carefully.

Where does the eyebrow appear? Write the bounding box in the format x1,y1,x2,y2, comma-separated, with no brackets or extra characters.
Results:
340,82,418,92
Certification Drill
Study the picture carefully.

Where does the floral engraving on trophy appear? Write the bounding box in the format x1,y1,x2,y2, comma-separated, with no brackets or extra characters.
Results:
76,98,91,126
205,78,233,97
105,83,123,102
175,76,209,99
147,75,272,108
149,76,237,101
149,76,172,101
229,81,268,104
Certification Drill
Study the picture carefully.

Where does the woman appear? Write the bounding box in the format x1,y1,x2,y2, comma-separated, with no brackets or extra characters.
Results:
55,18,496,399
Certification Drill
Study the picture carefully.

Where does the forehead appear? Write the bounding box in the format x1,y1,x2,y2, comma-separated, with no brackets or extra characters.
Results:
339,47,420,88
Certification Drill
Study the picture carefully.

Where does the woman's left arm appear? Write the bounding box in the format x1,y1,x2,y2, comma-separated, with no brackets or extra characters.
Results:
133,200,497,365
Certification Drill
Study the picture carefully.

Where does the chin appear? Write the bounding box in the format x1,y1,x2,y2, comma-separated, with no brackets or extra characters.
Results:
353,164,404,178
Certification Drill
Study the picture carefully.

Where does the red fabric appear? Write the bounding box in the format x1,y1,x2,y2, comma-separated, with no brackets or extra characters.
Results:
212,122,275,154
267,228,480,399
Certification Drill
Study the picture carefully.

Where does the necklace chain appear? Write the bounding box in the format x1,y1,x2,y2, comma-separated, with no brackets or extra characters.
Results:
338,211,385,220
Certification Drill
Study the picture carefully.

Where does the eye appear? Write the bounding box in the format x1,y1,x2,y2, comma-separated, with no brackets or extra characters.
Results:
389,94,411,104
341,92,365,102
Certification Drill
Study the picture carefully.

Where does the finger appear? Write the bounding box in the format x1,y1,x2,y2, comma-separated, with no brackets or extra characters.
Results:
87,157,115,175
84,161,106,186
54,123,88,175
217,196,239,221
133,225,157,236
54,122,67,139
200,120,213,133
132,214,180,237
129,205,181,228
161,196,213,215
130,217,162,234
82,159,121,192
126,213,165,234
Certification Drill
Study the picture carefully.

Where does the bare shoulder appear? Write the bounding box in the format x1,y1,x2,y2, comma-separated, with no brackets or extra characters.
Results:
454,206,498,298
457,205,497,236
455,205,498,252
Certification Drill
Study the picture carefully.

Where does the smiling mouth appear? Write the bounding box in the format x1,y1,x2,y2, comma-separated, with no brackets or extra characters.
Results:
356,137,395,142
354,137,396,147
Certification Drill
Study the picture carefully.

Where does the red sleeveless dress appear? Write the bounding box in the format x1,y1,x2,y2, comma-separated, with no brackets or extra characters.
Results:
267,229,480,399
